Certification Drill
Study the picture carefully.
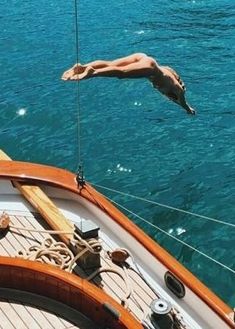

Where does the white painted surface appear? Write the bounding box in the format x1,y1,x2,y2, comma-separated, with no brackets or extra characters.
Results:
0,179,232,328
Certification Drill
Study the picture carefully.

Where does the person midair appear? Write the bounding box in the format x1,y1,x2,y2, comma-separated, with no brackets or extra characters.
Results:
62,53,196,115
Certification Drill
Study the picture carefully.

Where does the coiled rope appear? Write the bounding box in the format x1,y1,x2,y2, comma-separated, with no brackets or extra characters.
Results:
18,237,74,269
8,222,132,307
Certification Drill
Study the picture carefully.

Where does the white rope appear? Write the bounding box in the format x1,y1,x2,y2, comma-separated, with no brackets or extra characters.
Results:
87,266,132,307
10,223,101,254
91,183,235,228
10,225,74,235
12,222,133,307
103,195,235,275
67,237,102,272
11,222,102,271
17,238,74,270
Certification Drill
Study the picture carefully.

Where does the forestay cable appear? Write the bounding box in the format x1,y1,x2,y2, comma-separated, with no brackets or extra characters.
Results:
74,0,82,172
91,183,235,228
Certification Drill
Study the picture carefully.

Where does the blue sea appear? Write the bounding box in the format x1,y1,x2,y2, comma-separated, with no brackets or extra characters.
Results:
0,0,234,307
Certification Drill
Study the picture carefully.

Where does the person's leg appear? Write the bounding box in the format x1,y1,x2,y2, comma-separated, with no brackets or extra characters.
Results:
62,53,150,80
62,59,121,80
76,56,157,80
62,54,157,81
82,60,111,69
81,53,147,69
110,53,147,67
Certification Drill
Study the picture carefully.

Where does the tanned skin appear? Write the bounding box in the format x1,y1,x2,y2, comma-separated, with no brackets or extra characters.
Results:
62,53,196,115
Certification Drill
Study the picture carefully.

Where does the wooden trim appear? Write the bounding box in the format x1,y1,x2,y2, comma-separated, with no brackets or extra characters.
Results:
13,183,73,244
0,159,234,328
0,256,142,329
0,160,78,190
0,150,11,160
0,152,73,245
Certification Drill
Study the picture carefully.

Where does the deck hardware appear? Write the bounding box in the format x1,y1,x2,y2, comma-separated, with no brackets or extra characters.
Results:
164,271,185,298
76,165,85,188
143,298,175,329
74,220,100,239
108,248,129,264
73,220,101,269
0,212,10,236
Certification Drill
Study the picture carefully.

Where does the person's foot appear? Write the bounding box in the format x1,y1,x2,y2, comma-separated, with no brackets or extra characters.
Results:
69,66,95,80
61,63,86,80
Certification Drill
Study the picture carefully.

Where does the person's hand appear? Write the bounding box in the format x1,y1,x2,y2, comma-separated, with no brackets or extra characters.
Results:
187,107,196,115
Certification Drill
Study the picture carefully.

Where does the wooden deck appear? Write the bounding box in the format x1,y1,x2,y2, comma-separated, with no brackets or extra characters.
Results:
0,209,157,323
0,295,97,329
0,212,99,329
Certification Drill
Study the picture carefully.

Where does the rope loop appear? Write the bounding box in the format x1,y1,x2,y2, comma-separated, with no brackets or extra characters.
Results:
17,237,74,270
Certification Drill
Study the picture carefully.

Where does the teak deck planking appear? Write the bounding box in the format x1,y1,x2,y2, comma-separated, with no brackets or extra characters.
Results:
0,210,154,323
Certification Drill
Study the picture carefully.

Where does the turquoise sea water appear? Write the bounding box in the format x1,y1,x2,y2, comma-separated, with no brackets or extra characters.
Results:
1,0,234,307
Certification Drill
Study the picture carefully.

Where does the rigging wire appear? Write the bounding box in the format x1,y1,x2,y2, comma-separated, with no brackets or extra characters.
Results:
0,109,27,133
74,0,82,173
91,183,235,228
102,193,235,275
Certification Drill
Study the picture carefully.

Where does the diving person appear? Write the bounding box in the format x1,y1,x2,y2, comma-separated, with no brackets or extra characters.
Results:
62,53,196,115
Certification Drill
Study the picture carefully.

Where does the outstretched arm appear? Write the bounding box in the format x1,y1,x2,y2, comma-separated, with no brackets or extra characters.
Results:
178,93,196,115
